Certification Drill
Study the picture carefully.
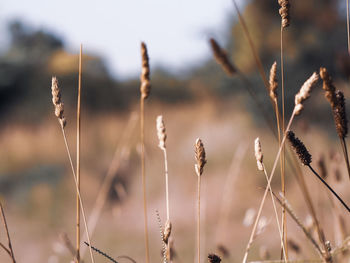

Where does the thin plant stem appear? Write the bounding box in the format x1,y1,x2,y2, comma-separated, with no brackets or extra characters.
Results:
76,44,82,263
340,138,350,180
0,202,16,263
0,242,11,257
347,0,350,55
163,148,170,221
243,109,296,263
61,126,95,263
307,165,350,213
280,25,288,259
140,97,150,263
273,192,323,258
197,175,201,263
262,164,287,262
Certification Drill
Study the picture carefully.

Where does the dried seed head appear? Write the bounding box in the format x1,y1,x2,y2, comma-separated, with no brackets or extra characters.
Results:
195,138,207,176
269,61,278,102
287,131,312,166
208,253,221,263
294,72,319,115
320,67,337,109
156,115,167,150
51,77,66,128
254,138,264,171
209,38,236,76
334,90,348,139
278,0,290,28
163,220,172,244
140,42,151,99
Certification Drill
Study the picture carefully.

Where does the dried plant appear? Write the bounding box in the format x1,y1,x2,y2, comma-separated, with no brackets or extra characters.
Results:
195,138,206,263
294,72,319,115
287,131,350,213
278,0,290,29
209,38,236,76
208,253,221,263
334,91,348,139
140,41,151,263
0,202,16,263
51,77,66,128
269,61,278,103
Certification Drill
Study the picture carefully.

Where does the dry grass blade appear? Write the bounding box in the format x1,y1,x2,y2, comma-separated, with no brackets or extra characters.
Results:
0,202,16,263
140,41,151,263
76,43,82,263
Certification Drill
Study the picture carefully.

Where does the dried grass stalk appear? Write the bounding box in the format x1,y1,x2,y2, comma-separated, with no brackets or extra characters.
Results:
334,91,348,139
287,131,312,166
195,138,207,176
157,115,167,150
51,77,66,128
254,138,264,171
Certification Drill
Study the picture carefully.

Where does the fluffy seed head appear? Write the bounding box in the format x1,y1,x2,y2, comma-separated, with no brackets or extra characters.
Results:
209,38,236,76
278,0,290,28
51,76,66,128
162,220,172,244
208,254,221,263
254,138,264,171
320,67,337,109
334,90,348,139
287,131,312,166
195,138,207,176
140,42,151,99
269,61,278,102
156,115,167,150
294,72,319,115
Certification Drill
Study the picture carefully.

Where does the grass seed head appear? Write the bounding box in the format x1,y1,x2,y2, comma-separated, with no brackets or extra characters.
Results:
320,67,337,109
278,0,290,28
254,137,264,171
208,253,221,263
51,76,66,128
287,131,312,166
209,38,236,76
334,90,348,139
195,138,207,176
140,42,151,99
156,115,167,150
269,61,278,102
162,219,172,244
294,72,319,115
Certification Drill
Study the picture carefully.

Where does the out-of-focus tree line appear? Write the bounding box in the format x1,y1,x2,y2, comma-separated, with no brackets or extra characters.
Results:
0,0,349,123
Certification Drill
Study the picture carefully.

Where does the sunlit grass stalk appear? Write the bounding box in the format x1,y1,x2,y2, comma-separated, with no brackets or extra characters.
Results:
194,139,206,263
140,42,151,263
76,44,82,263
51,76,95,263
242,72,319,263
0,202,16,263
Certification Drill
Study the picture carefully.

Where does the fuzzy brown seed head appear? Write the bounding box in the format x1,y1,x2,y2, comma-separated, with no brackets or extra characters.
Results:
334,90,348,139
156,115,167,150
140,42,151,99
162,220,172,244
287,131,312,166
294,72,319,115
208,254,221,263
195,138,207,176
254,138,264,171
269,61,278,102
51,77,66,128
209,38,236,76
320,67,337,109
278,0,290,28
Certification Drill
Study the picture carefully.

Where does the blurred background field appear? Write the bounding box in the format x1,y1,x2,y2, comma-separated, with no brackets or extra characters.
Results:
0,0,350,262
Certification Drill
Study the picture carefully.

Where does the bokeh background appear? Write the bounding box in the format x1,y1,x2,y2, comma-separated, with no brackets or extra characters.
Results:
0,0,350,262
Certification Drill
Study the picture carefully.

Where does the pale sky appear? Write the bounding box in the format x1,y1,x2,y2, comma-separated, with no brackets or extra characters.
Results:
0,0,242,79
